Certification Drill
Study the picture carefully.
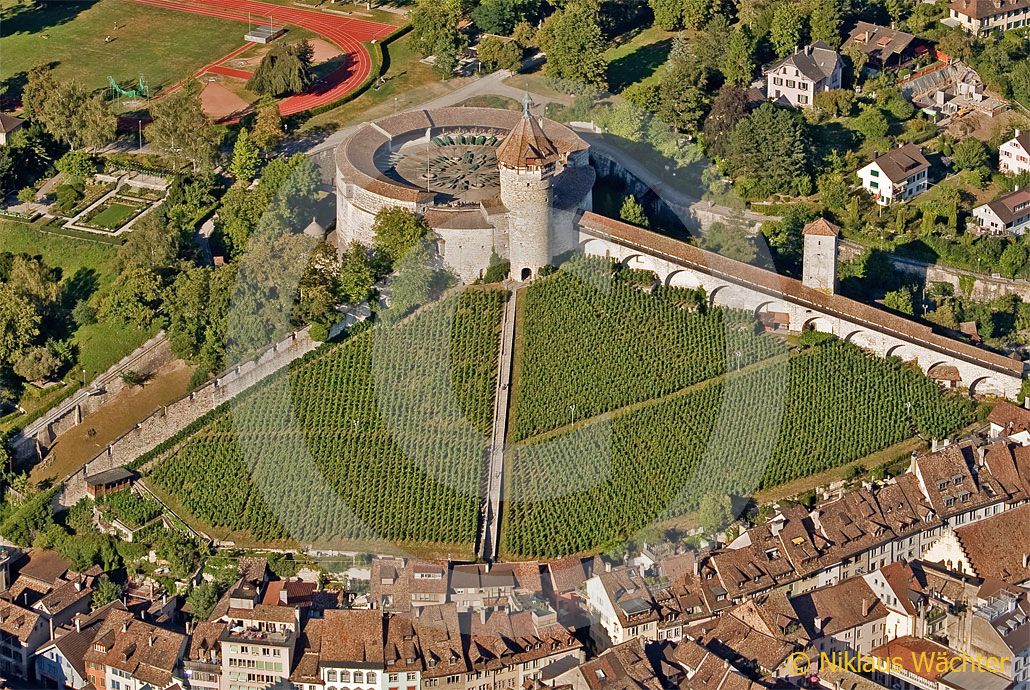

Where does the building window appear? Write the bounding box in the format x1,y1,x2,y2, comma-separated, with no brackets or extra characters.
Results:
354,672,364,683
329,671,338,682
390,675,399,683
368,673,377,683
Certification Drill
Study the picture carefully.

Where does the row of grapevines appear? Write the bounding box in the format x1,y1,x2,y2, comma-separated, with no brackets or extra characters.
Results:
502,341,973,558
511,256,785,441
149,288,508,547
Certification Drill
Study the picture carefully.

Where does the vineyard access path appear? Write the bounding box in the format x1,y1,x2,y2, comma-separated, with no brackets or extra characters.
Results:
479,286,518,562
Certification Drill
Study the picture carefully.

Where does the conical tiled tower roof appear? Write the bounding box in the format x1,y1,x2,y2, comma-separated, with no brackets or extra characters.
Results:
495,95,560,169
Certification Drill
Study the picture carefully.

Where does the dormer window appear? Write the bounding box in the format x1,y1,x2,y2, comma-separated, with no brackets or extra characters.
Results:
938,481,948,491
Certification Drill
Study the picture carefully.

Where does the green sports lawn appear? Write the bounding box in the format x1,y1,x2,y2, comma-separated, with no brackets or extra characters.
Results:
0,0,247,96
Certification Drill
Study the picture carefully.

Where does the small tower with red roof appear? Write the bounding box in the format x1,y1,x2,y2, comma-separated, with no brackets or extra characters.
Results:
802,218,840,294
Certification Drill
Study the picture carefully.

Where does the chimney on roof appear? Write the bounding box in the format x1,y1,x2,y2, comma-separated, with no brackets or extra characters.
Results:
75,616,81,633
862,598,872,617
149,634,156,647
280,586,288,605
814,616,824,631
122,621,129,633
480,607,488,624
74,581,82,592
604,561,611,573
485,562,492,574
1023,553,1030,568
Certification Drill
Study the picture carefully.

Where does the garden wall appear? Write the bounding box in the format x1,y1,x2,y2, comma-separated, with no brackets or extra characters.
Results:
58,327,323,507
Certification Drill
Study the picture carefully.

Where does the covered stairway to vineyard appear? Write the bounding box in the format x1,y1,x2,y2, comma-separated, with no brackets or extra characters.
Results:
575,211,1026,399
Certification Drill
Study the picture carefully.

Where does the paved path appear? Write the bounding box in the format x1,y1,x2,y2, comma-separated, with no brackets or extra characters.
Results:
132,0,395,115
479,286,518,562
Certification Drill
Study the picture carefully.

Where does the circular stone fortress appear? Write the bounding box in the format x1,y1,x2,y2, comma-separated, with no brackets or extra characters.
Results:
335,103,595,282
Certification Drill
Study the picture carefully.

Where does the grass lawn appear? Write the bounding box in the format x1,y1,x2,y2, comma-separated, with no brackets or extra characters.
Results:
84,200,144,230
0,0,247,97
458,95,520,110
602,26,675,93
1,219,119,285
300,33,472,132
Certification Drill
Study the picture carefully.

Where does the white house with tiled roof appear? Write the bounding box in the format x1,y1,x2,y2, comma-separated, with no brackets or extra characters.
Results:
973,188,1030,235
1000,130,1030,176
947,0,1030,35
766,42,843,109
857,145,931,205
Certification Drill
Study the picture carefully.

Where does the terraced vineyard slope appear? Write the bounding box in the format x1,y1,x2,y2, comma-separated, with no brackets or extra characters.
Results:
503,337,974,557
148,288,508,551
511,257,785,441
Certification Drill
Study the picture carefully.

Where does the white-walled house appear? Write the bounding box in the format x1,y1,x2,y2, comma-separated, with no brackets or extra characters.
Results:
988,402,1030,445
1000,130,1030,176
767,42,843,109
973,188,1030,235
857,145,931,205
947,0,1030,35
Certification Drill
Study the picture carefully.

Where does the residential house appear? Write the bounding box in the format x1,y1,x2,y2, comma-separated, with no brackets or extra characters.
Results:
947,0,1030,35
687,591,808,678
868,635,1011,690
988,402,1030,444
289,617,323,690
790,577,889,656
857,145,931,205
82,609,187,690
449,563,543,613
583,566,686,647
909,442,1010,527
319,610,385,690
219,604,300,690
922,503,1030,585
182,621,225,690
1000,130,1030,176
959,584,1030,690
973,188,1030,235
35,601,131,689
842,22,919,70
465,606,584,690
0,598,49,679
766,42,844,109
371,558,448,613
553,637,672,690
0,114,24,147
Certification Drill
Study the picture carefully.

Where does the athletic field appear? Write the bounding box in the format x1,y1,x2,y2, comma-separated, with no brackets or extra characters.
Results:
0,0,246,97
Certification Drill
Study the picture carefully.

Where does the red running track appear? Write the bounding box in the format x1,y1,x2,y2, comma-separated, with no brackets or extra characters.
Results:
132,0,395,115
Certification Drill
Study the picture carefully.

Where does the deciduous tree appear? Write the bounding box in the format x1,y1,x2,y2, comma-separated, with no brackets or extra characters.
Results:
147,80,219,173
250,41,314,97
770,3,806,58
536,3,607,91
230,128,261,183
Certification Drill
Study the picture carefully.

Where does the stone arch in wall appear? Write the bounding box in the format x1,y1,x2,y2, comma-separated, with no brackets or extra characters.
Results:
664,269,703,290
580,237,613,259
802,316,835,334
708,284,731,308
620,253,649,269
844,329,879,352
885,343,921,363
754,301,794,332
969,376,1006,398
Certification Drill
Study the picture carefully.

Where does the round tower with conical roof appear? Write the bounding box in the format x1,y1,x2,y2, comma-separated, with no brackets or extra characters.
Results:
497,95,562,280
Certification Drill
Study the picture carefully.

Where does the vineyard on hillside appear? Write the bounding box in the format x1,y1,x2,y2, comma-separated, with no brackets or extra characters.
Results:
511,257,786,441
502,341,974,558
148,288,508,548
